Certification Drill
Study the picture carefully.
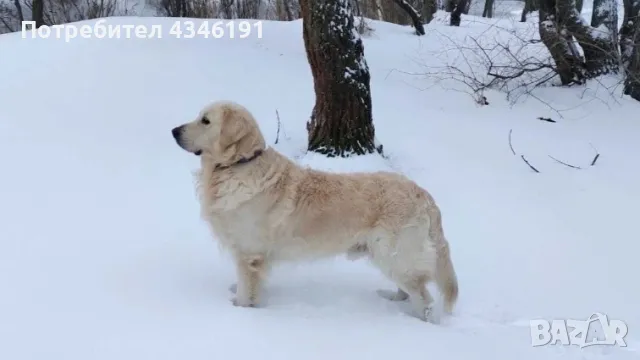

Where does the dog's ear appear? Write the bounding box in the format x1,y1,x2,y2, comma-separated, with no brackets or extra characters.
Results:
219,107,249,152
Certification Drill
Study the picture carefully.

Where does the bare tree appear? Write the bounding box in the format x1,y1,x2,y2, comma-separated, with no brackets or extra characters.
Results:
392,0,425,34
622,0,640,100
276,0,298,20
556,0,619,77
300,0,380,157
448,0,470,26
219,0,234,18
621,0,640,68
423,0,436,23
32,0,44,27
13,0,24,23
482,0,494,18
538,0,586,84
520,0,538,22
237,0,260,18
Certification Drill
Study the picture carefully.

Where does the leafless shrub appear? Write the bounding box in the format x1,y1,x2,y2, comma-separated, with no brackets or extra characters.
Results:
1,0,137,33
409,14,631,114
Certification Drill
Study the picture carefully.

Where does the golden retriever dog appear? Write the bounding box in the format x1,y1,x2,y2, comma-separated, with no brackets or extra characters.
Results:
171,100,458,322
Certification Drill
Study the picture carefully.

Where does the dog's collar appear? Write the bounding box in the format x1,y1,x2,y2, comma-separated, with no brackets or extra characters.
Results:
213,149,264,171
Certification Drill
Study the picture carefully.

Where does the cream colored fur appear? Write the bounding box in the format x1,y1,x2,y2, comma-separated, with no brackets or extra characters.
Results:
171,100,459,322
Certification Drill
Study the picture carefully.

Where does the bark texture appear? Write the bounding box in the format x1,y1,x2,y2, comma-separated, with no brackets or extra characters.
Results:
449,0,469,26
556,0,619,77
520,0,538,22
301,0,380,157
621,0,640,69
622,0,640,100
31,0,44,27
392,0,425,35
423,0,437,23
538,0,586,84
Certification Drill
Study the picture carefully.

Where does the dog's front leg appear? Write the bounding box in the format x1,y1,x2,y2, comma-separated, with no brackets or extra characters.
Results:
231,253,267,307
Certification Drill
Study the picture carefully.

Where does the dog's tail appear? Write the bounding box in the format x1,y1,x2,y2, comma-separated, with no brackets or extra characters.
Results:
428,204,459,314
435,241,458,314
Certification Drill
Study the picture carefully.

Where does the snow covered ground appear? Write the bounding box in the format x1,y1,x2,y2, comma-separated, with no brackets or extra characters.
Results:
1,8,639,360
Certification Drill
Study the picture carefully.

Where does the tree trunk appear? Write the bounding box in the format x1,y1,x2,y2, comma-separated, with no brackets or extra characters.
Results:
620,0,640,69
392,0,426,34
449,0,469,25
623,0,640,100
556,0,619,78
300,0,380,157
590,0,619,67
13,0,24,23
423,0,437,23
483,0,494,18
520,0,538,22
375,0,384,19
538,0,586,85
463,0,471,14
446,0,454,12
31,0,45,28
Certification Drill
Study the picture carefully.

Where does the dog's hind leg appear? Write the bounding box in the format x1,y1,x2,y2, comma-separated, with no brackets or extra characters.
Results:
376,288,409,301
392,275,435,322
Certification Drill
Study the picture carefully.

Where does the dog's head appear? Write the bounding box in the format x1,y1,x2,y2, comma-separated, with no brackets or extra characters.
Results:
172,100,265,166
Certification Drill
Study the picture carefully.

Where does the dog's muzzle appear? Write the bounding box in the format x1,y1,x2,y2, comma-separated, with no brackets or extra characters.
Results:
171,126,201,156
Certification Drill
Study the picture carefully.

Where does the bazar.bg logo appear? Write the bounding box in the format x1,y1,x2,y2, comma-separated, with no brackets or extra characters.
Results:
530,313,628,347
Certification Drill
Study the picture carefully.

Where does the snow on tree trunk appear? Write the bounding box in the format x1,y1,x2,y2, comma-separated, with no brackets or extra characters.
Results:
375,0,384,19
623,0,640,101
449,0,469,26
521,0,539,22
620,0,640,70
392,0,426,35
556,0,619,77
300,0,381,157
538,0,586,85
590,0,619,67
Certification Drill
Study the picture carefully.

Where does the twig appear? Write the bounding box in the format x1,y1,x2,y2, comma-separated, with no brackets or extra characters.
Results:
275,109,281,144
589,143,600,166
537,117,557,123
508,129,516,155
548,155,582,169
521,155,540,173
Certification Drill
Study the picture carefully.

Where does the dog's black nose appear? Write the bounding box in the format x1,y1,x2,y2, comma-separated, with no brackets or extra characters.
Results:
171,126,181,140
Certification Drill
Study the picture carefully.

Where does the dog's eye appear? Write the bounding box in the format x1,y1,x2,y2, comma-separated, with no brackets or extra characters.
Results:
201,117,210,125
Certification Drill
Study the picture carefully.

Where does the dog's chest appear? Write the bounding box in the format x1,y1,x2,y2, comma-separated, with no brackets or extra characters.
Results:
205,201,274,251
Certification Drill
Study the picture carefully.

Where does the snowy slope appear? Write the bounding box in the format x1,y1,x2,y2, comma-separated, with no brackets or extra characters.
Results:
1,11,639,360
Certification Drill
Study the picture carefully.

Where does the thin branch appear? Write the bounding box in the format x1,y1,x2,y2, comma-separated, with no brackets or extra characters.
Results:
508,128,516,155
589,143,601,166
548,155,582,169
275,109,281,144
521,155,540,173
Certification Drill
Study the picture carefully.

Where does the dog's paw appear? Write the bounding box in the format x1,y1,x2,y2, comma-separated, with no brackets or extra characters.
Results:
376,289,409,301
417,305,440,324
231,296,257,308
346,243,368,261
228,283,237,294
